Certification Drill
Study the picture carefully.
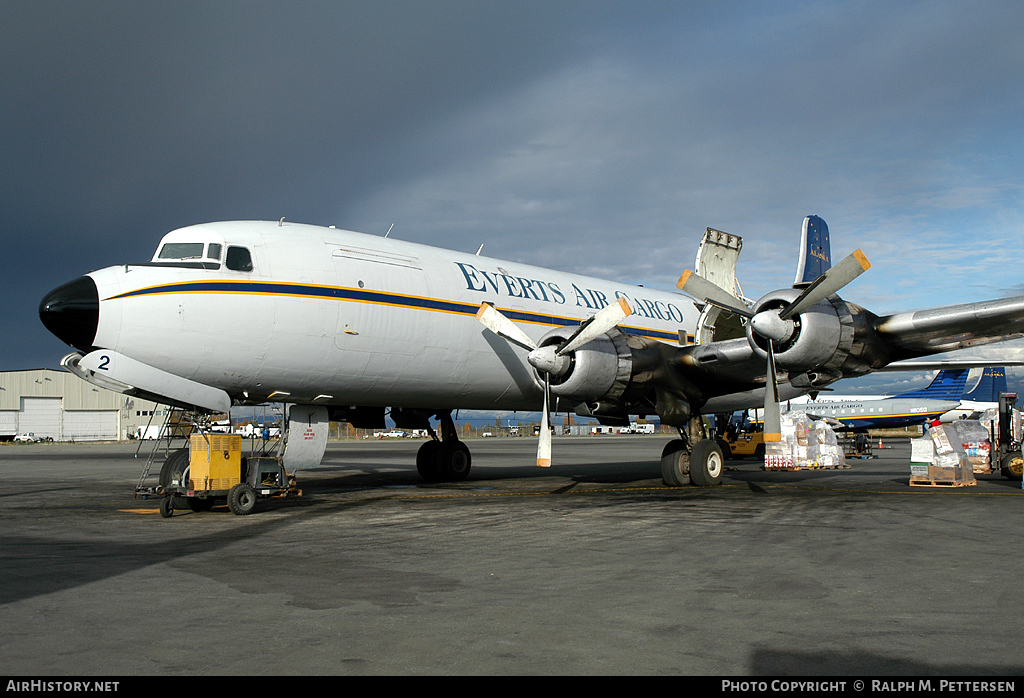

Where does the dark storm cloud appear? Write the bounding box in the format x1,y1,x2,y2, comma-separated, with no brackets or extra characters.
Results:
4,1,1024,381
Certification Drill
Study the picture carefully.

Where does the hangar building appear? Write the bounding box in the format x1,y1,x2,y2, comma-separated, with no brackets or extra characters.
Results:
0,369,163,442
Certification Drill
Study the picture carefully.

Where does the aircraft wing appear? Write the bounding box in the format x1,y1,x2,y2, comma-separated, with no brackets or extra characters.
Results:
874,359,1024,371
873,297,1024,361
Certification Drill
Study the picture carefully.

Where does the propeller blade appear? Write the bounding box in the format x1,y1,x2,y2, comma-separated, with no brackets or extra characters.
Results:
762,339,782,444
780,249,870,320
476,302,538,352
537,373,552,467
556,297,633,356
677,270,752,318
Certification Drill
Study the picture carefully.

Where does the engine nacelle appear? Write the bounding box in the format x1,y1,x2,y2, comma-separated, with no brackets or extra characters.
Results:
745,289,843,370
534,327,633,404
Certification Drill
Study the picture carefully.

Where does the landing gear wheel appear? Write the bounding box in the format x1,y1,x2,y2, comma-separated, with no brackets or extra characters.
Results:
417,440,443,482
690,439,724,487
716,439,733,460
439,441,472,481
1000,452,1023,481
159,497,174,518
228,483,258,515
661,439,689,487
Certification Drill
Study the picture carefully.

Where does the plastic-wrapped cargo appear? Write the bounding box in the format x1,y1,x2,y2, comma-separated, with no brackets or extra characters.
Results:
763,412,845,470
950,419,993,473
910,424,976,486
910,437,934,464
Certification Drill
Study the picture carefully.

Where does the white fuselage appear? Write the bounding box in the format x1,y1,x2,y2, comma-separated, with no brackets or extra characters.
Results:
86,221,697,411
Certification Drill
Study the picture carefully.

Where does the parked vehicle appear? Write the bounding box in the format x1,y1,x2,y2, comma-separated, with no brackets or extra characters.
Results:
14,433,52,443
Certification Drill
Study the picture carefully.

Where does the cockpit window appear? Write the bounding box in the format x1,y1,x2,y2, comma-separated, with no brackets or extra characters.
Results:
207,243,222,261
225,246,253,272
158,242,205,260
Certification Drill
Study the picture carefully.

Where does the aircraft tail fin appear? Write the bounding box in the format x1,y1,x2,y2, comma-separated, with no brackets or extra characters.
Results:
896,368,970,401
964,366,1007,402
793,215,832,287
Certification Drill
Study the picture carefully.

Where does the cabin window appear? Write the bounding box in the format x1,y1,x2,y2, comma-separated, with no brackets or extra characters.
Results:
207,243,222,261
158,242,205,260
226,246,253,272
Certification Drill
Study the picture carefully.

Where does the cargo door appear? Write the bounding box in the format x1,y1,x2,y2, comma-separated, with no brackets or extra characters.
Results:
693,228,747,344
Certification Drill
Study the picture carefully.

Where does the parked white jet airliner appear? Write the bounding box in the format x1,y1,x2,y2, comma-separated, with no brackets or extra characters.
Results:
39,216,1024,490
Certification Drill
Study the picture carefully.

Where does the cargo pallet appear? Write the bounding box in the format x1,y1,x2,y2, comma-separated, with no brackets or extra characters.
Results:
909,478,977,488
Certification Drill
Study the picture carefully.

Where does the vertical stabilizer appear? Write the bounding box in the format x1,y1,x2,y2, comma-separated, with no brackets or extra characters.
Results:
964,367,1007,402
896,369,970,401
793,215,832,287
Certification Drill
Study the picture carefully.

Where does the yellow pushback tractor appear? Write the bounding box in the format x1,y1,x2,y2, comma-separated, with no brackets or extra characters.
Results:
158,433,300,517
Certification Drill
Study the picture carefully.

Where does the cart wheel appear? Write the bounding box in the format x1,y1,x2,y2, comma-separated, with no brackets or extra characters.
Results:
1000,452,1023,481
159,497,174,518
228,483,258,515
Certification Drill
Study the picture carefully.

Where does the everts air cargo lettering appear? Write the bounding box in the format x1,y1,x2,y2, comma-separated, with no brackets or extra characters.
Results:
455,261,689,323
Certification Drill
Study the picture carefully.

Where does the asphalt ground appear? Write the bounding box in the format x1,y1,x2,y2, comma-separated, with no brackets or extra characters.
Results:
1,435,1022,677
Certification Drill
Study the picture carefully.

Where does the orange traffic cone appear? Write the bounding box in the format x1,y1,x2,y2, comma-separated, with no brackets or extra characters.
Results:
878,438,884,449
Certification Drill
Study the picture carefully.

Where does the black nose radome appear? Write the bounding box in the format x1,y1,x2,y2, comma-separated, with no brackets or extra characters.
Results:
39,276,99,352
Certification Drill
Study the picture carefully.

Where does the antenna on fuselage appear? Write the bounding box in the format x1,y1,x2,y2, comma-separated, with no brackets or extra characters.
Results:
476,244,484,255
385,223,394,238
278,217,285,227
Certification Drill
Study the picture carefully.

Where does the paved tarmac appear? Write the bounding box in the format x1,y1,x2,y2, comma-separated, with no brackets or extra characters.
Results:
1,435,1022,676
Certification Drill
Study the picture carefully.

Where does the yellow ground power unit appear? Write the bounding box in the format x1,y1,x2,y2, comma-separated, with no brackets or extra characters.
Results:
188,434,242,492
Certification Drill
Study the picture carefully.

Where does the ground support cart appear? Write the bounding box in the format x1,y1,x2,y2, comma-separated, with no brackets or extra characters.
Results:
158,434,301,517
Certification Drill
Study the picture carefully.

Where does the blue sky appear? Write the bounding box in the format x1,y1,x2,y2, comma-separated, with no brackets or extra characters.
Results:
4,1,1023,396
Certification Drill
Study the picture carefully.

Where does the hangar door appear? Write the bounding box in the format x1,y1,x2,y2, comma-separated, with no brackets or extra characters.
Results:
0,411,18,437
63,411,118,441
20,397,62,440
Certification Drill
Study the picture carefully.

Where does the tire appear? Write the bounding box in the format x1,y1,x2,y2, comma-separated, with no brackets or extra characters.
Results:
716,439,733,460
416,440,443,482
439,441,472,481
690,439,724,487
159,447,191,509
159,497,174,518
1000,452,1023,481
660,439,689,487
227,483,258,515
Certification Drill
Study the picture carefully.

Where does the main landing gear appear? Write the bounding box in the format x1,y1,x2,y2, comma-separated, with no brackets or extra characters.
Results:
660,417,724,488
416,411,472,482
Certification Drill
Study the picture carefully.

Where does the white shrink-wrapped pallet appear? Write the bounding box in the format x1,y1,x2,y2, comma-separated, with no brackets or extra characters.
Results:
950,419,993,474
911,424,976,486
764,413,844,470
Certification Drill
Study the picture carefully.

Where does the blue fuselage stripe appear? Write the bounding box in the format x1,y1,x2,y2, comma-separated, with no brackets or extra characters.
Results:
108,281,684,342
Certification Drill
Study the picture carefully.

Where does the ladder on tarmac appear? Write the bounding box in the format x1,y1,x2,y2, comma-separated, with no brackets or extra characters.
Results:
133,407,202,499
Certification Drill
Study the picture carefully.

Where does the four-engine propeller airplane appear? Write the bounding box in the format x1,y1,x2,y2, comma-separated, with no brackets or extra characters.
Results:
39,214,1024,489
